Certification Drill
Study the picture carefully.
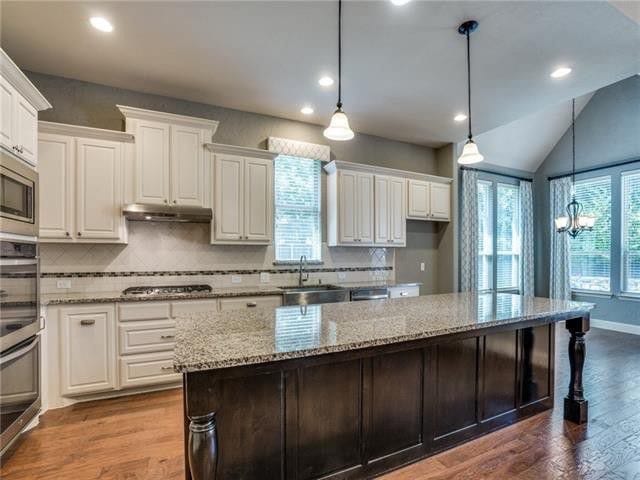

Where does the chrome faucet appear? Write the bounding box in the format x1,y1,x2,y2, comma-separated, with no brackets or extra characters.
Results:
298,255,309,286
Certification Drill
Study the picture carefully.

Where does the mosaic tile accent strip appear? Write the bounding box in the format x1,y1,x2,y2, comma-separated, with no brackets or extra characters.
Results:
41,266,393,279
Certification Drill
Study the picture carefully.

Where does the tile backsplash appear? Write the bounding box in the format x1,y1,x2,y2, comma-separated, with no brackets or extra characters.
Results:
40,222,394,294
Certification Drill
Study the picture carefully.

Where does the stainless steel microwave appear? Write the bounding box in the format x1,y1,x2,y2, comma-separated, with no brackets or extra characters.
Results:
0,153,38,238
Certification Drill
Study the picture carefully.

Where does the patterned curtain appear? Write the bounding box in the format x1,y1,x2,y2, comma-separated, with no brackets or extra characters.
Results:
549,177,572,299
460,169,479,292
519,181,535,296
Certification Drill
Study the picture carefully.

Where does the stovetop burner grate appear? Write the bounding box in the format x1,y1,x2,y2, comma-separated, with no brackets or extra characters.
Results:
122,284,212,296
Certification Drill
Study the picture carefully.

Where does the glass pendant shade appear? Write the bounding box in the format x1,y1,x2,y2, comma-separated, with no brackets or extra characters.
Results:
554,216,570,230
323,108,354,141
457,139,484,165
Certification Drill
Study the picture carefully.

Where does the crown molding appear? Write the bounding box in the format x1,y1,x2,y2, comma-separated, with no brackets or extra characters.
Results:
1,49,51,111
205,142,278,160
117,105,219,135
323,160,453,184
39,121,135,143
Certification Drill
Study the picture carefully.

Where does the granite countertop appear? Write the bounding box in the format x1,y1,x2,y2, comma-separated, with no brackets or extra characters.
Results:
39,282,422,306
173,292,593,373
41,286,285,306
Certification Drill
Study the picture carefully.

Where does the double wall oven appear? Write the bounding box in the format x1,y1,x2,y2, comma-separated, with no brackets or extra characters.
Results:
0,152,41,456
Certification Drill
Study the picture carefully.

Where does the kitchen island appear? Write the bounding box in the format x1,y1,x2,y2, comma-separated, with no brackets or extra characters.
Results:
175,292,593,480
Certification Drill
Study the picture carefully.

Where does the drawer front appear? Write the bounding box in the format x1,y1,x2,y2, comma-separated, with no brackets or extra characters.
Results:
119,320,176,355
219,295,282,312
170,299,219,317
118,302,171,322
119,352,181,389
388,286,420,299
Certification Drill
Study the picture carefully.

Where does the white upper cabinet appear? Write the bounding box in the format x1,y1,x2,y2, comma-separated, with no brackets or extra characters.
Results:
0,49,51,165
326,160,452,247
38,122,133,243
407,179,451,222
117,106,218,208
209,144,276,244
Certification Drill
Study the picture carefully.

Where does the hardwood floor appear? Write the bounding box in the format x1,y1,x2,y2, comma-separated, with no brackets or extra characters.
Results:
2,327,640,480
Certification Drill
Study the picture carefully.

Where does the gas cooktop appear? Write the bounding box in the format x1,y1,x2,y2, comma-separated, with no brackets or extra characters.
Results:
121,285,213,296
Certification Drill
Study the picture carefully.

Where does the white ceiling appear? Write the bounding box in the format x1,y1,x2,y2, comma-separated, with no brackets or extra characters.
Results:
475,92,595,173
1,1,639,149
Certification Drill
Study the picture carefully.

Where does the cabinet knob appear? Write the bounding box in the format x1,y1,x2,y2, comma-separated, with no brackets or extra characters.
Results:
80,319,95,326
173,200,177,204
77,232,82,237
164,199,168,204
65,232,70,237
238,235,243,239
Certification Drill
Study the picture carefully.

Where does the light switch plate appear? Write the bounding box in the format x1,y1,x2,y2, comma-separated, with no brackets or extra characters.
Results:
231,275,242,284
57,280,72,289
420,262,425,272
260,272,270,283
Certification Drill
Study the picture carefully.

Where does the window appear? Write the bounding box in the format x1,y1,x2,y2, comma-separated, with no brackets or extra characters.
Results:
622,170,640,294
569,176,611,292
274,155,322,262
477,179,521,292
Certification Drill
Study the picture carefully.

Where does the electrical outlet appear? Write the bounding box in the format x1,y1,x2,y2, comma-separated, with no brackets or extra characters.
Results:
57,280,72,289
260,272,270,283
231,275,242,284
338,272,346,280
420,262,425,272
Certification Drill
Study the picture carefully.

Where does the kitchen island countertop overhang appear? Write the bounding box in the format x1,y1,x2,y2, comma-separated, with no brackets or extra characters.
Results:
176,292,594,480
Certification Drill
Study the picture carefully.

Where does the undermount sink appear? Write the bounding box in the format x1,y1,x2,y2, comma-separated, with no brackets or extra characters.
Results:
280,284,349,306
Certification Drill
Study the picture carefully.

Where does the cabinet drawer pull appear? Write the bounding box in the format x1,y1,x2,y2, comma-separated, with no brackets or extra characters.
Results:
80,319,95,326
400,291,408,296
160,334,175,339
246,302,257,307
161,366,174,371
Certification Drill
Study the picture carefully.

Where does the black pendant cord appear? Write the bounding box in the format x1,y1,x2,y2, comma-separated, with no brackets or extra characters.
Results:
466,29,472,140
572,98,576,189
337,0,342,110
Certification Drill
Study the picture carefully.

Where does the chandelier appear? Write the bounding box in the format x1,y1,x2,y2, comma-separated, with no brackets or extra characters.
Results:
555,98,596,238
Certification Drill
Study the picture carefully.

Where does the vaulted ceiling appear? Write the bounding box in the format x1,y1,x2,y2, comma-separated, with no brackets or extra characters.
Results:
2,1,638,156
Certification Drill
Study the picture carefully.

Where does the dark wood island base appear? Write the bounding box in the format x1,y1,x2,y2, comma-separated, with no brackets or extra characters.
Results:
182,314,590,480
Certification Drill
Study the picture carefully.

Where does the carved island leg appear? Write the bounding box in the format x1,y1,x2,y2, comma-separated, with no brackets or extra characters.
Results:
564,316,590,424
188,412,218,480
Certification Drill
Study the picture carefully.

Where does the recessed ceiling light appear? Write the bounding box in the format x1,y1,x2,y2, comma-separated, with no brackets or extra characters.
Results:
454,113,468,122
90,17,113,33
300,106,314,115
550,67,572,79
318,76,334,87
390,0,411,5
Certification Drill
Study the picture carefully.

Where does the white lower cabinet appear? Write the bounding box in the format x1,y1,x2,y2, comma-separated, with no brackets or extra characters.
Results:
120,352,180,389
219,295,282,312
60,305,117,396
388,285,420,298
119,320,176,355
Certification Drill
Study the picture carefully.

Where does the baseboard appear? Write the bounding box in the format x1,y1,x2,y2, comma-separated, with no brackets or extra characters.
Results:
590,318,640,335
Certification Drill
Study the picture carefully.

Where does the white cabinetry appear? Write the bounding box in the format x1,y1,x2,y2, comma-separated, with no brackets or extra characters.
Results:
60,304,117,396
407,180,451,222
0,49,51,165
38,122,133,243
327,167,374,246
218,295,282,311
388,285,420,298
209,144,276,244
117,105,218,207
374,175,406,246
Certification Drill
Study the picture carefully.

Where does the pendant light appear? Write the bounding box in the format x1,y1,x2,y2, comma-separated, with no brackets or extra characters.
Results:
324,0,354,141
457,20,484,165
555,99,596,237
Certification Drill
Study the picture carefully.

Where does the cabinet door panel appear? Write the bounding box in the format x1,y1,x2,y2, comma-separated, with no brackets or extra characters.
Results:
135,120,169,205
389,176,406,245
39,134,74,239
76,138,122,239
170,125,203,206
357,173,374,244
61,306,116,395
430,183,451,221
374,175,390,244
339,171,357,244
214,154,244,241
14,94,38,165
407,180,429,219
244,157,272,242
0,77,15,152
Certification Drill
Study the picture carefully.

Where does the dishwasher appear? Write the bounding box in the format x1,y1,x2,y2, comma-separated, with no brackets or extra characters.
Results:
349,286,389,301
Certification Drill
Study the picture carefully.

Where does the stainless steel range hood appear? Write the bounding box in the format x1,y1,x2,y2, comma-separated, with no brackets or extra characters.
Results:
123,204,212,223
